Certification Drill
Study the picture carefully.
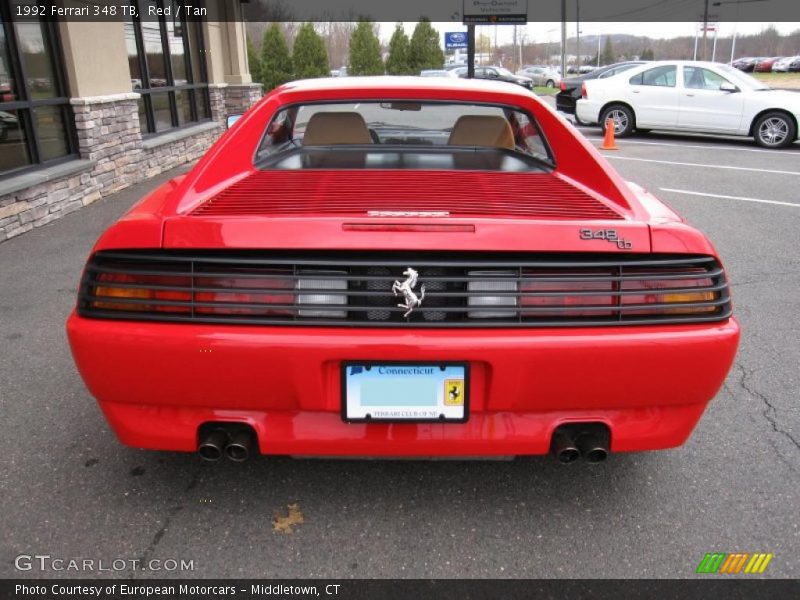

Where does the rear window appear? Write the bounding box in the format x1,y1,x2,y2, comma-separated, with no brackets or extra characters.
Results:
629,65,677,87
256,101,552,165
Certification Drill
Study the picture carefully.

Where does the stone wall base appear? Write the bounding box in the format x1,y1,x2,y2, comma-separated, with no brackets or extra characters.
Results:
0,83,262,243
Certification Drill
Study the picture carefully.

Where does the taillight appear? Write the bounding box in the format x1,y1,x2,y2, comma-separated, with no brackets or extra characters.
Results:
620,268,718,315
193,273,295,316
296,270,347,318
580,83,587,98
559,80,566,91
93,272,192,313
87,265,349,318
467,271,517,318
520,269,615,317
464,265,725,320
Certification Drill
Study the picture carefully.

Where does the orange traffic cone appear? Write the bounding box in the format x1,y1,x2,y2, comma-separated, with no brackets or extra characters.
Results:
600,118,618,150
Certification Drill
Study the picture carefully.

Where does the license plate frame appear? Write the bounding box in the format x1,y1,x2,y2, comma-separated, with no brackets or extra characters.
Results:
341,362,470,423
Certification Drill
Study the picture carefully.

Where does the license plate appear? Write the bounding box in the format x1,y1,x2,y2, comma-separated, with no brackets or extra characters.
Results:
342,363,468,422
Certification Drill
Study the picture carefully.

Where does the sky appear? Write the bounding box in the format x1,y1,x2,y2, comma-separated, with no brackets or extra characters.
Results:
378,22,800,44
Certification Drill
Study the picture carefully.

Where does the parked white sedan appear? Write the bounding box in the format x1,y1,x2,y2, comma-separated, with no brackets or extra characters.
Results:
576,60,800,148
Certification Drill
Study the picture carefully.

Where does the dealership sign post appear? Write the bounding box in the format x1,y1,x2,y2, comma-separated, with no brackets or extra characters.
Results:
462,0,528,23
462,0,528,78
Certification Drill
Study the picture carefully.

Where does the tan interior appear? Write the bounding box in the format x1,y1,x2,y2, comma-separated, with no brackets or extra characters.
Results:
447,115,515,150
302,112,372,145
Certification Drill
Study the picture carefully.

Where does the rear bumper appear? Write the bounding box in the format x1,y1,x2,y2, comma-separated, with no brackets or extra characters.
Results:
555,93,576,114
67,313,740,456
575,100,603,125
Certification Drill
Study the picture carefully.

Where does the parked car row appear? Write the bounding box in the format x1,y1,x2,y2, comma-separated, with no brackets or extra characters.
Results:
447,66,534,89
731,56,800,72
571,60,800,148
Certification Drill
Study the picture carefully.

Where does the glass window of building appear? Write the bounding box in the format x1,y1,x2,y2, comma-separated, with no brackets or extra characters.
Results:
125,0,210,135
0,1,76,178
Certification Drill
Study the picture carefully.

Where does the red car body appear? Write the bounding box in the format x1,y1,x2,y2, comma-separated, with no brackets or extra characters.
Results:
66,78,739,461
754,57,781,72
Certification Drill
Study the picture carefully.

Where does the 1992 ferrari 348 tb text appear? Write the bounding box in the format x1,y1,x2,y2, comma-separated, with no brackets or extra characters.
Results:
66,77,739,463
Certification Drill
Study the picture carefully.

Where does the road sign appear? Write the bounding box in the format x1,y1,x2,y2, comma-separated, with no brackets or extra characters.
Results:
463,0,528,24
445,32,469,49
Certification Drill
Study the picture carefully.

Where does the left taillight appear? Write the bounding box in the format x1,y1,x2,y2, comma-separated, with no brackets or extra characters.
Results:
580,83,588,98
93,272,193,313
82,259,350,320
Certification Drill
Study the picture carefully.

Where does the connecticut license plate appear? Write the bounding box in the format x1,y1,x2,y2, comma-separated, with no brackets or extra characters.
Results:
342,363,468,422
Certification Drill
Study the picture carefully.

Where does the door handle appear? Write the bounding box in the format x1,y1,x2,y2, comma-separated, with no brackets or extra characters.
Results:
685,93,695,97
632,90,640,93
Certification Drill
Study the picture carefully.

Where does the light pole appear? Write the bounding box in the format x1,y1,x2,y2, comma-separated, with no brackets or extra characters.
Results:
712,0,769,63
597,34,601,67
702,0,709,61
575,0,581,69
561,0,567,77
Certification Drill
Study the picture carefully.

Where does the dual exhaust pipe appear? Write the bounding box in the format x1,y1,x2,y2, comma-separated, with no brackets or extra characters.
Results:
200,423,607,464
551,425,609,464
198,425,257,462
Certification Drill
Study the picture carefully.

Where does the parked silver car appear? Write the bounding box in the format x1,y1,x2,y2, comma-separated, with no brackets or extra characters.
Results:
516,66,561,88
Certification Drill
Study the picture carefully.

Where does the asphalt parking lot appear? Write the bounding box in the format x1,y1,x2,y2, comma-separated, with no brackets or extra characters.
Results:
1,119,798,579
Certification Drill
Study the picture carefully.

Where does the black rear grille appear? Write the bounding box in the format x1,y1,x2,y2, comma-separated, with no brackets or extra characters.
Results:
78,251,732,328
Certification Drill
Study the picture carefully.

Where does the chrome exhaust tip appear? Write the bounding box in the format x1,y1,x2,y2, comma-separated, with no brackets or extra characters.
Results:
551,431,581,464
576,432,609,464
198,429,229,462
224,430,255,462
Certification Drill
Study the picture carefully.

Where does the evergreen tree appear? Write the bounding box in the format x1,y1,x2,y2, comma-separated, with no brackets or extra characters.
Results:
408,19,444,72
640,47,655,61
385,24,411,75
601,37,615,66
260,24,293,91
349,20,384,76
246,34,262,84
292,23,330,79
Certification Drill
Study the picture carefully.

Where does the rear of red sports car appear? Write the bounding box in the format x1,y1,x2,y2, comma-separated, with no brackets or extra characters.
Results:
66,77,739,463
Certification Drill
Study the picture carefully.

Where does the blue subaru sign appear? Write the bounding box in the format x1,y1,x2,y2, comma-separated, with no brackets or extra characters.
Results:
445,32,469,50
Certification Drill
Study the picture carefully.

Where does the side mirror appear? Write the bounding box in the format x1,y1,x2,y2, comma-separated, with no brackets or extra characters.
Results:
720,82,738,93
226,114,243,129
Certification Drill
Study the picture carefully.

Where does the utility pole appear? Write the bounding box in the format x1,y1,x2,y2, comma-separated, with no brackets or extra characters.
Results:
513,25,518,71
467,23,475,78
560,0,567,77
702,0,710,60
712,26,718,61
576,0,581,69
597,34,601,67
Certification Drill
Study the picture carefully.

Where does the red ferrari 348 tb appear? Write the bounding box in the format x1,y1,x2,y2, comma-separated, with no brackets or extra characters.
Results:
67,77,739,463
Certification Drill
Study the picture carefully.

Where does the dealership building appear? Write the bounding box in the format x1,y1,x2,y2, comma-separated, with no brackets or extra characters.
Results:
0,1,261,241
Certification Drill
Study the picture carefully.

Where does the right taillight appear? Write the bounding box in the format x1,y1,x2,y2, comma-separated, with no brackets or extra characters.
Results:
580,83,588,98
520,269,616,317
559,80,566,91
620,268,719,315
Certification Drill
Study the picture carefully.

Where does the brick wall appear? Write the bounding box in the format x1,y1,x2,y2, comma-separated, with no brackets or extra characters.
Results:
0,84,262,243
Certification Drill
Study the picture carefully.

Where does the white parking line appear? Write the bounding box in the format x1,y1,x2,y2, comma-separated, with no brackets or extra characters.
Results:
580,136,799,155
659,187,800,208
606,155,800,176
